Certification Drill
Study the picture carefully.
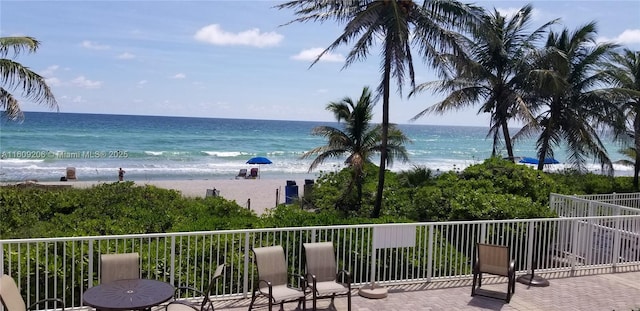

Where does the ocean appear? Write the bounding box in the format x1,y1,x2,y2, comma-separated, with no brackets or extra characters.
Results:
0,112,631,182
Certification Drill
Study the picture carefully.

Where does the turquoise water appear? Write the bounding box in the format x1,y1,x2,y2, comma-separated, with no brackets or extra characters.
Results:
0,112,629,182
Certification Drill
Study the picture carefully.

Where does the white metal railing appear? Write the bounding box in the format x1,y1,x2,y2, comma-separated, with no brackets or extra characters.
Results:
3,215,640,309
550,193,640,217
575,192,640,210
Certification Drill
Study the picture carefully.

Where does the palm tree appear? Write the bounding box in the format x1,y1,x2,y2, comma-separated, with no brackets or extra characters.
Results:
277,0,482,217
301,86,409,211
515,22,619,172
412,4,557,161
1,36,57,120
603,49,640,188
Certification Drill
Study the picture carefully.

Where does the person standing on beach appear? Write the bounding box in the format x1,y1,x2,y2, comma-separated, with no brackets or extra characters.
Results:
118,168,125,181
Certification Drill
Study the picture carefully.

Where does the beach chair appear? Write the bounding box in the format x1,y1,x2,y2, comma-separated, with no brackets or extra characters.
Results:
471,243,516,303
235,169,247,179
66,167,77,180
167,264,225,311
248,246,306,311
247,168,258,179
303,242,352,311
0,274,65,311
100,253,140,284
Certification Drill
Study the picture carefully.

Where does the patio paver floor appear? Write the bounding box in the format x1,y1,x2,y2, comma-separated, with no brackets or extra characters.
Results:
206,269,640,311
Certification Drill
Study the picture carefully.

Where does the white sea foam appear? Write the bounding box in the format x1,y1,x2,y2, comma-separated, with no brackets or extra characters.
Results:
202,151,244,157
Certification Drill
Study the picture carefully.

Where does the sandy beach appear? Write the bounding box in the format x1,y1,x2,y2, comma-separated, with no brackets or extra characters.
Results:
21,178,311,215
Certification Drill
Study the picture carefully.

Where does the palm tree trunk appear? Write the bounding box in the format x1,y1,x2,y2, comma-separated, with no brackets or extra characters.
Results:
502,122,515,161
538,129,551,171
372,47,392,218
633,113,640,190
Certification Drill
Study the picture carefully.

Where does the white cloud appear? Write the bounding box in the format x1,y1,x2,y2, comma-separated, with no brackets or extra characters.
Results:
291,48,344,62
45,77,62,87
72,96,85,103
41,65,59,77
137,80,148,88
172,73,186,79
71,76,102,89
117,52,135,59
599,29,640,45
194,24,283,48
81,40,110,50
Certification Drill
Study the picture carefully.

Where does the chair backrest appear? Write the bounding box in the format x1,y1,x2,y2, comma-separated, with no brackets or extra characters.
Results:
238,169,247,177
66,167,76,180
303,242,337,282
249,168,258,177
252,246,288,287
0,275,26,311
199,264,225,310
205,264,225,295
476,243,510,276
100,252,140,284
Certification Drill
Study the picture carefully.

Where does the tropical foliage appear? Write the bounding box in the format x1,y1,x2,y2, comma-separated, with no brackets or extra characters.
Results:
0,36,57,120
277,0,482,218
412,4,557,161
301,86,409,212
516,22,620,173
604,49,640,189
4,158,635,240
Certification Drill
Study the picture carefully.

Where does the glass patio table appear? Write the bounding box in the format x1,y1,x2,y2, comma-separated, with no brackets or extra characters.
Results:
83,279,174,310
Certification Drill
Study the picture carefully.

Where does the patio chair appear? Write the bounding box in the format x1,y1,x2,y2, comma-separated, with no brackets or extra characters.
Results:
303,242,351,311
235,169,247,179
167,264,225,311
248,246,306,311
66,167,76,180
100,252,140,284
247,168,258,179
0,274,65,311
471,243,516,303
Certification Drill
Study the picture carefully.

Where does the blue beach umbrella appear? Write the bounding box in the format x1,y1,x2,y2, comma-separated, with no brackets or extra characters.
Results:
246,156,272,178
246,156,272,165
519,157,560,165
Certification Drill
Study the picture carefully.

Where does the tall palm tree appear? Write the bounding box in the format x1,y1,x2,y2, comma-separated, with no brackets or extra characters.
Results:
1,36,57,120
604,49,640,188
277,0,481,217
412,4,557,160
301,86,409,211
516,22,619,172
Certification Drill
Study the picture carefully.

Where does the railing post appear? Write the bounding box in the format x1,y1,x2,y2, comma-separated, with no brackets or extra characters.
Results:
524,221,536,272
243,232,251,298
570,218,580,275
170,236,176,285
426,224,433,282
612,217,623,271
88,239,94,287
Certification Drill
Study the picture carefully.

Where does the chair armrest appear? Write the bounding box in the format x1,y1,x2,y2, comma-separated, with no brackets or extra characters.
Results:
28,298,65,311
290,273,306,291
257,279,272,291
337,269,351,285
508,259,516,274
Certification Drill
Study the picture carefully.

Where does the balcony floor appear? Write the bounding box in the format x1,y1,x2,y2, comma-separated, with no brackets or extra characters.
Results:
208,268,640,311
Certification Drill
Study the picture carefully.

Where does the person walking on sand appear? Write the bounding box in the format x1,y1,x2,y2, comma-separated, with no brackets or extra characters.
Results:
118,168,125,181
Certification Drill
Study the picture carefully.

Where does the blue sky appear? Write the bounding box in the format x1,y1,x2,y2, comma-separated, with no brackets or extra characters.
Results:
2,0,639,126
